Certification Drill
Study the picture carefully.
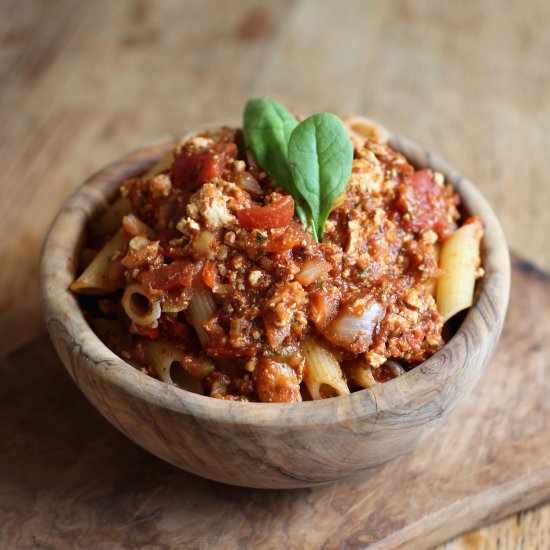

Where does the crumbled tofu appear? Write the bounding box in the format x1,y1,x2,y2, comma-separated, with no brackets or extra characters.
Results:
324,219,336,234
350,154,384,194
233,160,246,172
176,217,201,235
248,270,263,286
365,349,387,368
186,201,199,219
128,236,150,251
187,183,236,229
422,230,438,245
150,174,172,197
224,231,236,246
373,208,386,227
404,288,423,310
244,358,257,372
434,172,445,187
190,136,213,149
346,219,362,255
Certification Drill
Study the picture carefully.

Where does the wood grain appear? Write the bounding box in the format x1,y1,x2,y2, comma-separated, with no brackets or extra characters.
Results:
1,0,549,545
1,254,547,549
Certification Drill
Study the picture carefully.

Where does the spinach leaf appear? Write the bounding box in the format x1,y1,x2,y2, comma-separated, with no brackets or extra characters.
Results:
243,98,308,225
288,113,353,241
243,98,297,193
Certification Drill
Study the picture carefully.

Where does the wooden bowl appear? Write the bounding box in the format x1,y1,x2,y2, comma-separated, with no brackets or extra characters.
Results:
40,131,510,489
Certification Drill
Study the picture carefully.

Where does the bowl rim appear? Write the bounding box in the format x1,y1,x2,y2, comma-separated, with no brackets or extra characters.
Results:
40,126,511,428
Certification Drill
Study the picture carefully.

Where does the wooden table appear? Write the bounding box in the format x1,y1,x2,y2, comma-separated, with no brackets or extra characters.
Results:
1,1,548,547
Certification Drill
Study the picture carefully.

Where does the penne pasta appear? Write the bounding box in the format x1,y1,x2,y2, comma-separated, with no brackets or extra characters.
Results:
346,360,406,389
436,218,483,322
187,287,217,347
186,287,241,378
425,243,441,298
192,230,216,258
141,339,211,393
341,115,390,144
93,197,133,237
146,151,174,177
122,213,154,238
347,363,377,389
141,339,183,383
71,229,126,294
302,337,350,400
121,284,161,326
80,247,99,269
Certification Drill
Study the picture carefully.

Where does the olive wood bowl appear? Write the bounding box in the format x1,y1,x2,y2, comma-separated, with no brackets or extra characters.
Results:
40,130,510,489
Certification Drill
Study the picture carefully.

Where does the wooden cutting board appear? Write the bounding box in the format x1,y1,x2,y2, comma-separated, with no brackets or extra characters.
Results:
1,253,548,550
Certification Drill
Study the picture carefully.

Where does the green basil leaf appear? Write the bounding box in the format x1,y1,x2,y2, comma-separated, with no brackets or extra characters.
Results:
288,113,353,241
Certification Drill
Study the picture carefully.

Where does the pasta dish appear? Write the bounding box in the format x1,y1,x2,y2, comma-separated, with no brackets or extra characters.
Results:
71,101,483,403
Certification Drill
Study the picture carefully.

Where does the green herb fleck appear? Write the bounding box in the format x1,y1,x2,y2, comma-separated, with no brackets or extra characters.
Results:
255,231,268,243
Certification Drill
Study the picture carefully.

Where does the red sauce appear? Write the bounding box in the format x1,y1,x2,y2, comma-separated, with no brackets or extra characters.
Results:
76,125,466,402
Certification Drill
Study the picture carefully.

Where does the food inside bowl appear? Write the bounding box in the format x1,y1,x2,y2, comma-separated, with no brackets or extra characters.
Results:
71,99,484,403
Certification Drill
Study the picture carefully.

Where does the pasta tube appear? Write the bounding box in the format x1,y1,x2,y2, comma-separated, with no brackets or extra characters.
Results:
92,197,132,237
141,340,210,393
121,284,161,326
146,151,174,177
186,287,241,377
187,287,217,347
347,363,377,389
302,337,350,399
436,218,483,321
70,229,126,294
425,243,441,298
341,115,390,144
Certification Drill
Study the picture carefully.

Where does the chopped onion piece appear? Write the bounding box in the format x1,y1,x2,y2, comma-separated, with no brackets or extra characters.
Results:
324,299,384,354
192,231,215,258
295,259,331,286
235,172,263,195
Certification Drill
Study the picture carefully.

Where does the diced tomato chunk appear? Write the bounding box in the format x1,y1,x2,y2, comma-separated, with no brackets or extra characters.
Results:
309,286,340,329
264,222,306,252
139,261,196,291
201,261,217,289
159,316,196,344
395,169,456,239
171,143,238,191
254,358,301,403
135,325,159,340
463,215,481,226
238,195,294,230
205,343,256,359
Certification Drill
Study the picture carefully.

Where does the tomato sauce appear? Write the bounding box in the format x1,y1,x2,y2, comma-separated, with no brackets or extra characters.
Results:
78,125,462,402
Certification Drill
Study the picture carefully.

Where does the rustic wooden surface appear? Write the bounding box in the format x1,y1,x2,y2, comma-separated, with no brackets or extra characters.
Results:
1,0,549,546
1,255,547,549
